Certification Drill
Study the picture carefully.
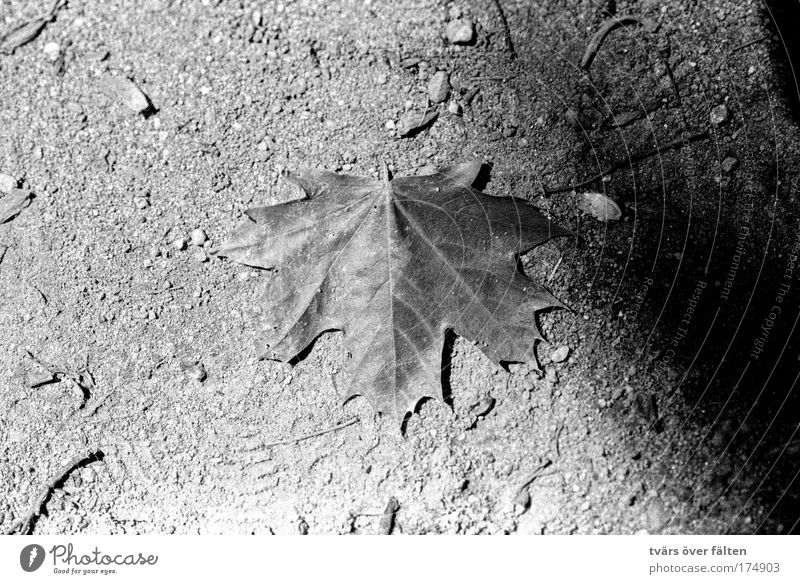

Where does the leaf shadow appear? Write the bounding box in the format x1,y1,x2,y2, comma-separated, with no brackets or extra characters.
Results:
439,328,457,407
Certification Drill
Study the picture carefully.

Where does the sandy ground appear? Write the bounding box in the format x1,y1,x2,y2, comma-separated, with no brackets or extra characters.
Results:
1,0,798,534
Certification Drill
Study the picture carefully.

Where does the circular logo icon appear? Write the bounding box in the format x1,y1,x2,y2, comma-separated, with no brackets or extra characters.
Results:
20,544,46,572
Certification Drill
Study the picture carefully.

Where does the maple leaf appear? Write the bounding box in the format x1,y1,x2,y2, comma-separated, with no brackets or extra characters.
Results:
217,161,571,422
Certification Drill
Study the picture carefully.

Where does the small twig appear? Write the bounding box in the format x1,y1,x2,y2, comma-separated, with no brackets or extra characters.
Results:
31,284,48,305
469,75,516,82
729,36,768,55
81,394,111,418
662,60,689,131
24,349,63,377
516,459,553,498
544,128,709,195
554,421,565,458
47,0,68,20
462,87,480,106
24,350,93,407
262,418,360,448
363,434,381,458
581,15,658,70
5,448,102,535
490,0,517,60
149,285,184,295
547,255,564,283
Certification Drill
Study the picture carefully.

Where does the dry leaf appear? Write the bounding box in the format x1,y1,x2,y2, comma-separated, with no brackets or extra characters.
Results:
218,161,571,422
0,188,32,223
578,191,621,222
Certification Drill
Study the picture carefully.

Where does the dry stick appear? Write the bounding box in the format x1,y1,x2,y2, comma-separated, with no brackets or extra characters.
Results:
729,36,768,55
25,349,90,406
262,418,360,448
516,459,553,499
663,60,690,131
547,255,564,283
490,0,517,60
5,448,101,535
554,421,565,458
469,75,516,81
581,15,658,70
543,128,709,195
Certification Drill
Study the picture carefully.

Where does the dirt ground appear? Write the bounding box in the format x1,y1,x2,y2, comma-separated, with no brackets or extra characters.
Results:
1,0,798,535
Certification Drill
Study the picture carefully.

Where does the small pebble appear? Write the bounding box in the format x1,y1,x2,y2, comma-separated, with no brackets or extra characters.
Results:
172,237,187,251
190,228,208,246
550,346,570,363
192,247,208,263
709,104,729,126
133,196,149,210
645,497,668,532
298,518,309,535
427,70,450,104
101,72,151,114
564,108,581,129
721,156,739,173
0,173,16,194
43,41,60,62
471,396,495,417
448,101,462,115
445,19,475,44
182,361,207,382
26,369,56,388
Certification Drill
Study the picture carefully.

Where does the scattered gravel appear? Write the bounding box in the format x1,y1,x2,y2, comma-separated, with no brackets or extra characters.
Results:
0,0,790,538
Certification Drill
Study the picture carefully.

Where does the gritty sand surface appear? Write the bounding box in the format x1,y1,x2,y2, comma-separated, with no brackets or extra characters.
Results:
1,0,798,534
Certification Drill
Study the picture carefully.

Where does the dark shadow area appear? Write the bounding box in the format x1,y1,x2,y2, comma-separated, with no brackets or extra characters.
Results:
764,0,800,123
520,3,800,532
440,328,457,407
472,162,493,192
